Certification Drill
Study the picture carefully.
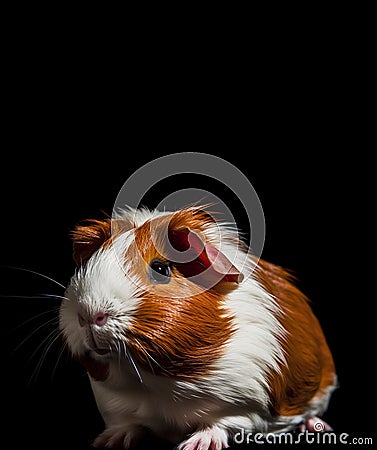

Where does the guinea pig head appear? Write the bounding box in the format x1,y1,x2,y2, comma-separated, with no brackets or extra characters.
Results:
60,207,243,380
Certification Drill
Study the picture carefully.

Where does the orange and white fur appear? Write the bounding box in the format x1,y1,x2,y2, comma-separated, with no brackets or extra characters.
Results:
60,207,337,450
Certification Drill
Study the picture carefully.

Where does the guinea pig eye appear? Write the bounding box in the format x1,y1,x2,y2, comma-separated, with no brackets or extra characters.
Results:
148,258,171,284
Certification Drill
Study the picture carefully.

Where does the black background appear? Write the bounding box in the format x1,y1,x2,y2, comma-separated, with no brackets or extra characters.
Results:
1,16,374,450
2,151,373,449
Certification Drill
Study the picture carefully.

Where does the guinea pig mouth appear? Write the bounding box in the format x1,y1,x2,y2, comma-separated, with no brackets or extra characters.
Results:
85,328,110,356
93,347,110,356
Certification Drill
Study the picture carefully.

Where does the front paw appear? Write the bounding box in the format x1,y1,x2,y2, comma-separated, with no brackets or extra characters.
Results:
177,426,229,450
92,425,143,449
299,416,333,433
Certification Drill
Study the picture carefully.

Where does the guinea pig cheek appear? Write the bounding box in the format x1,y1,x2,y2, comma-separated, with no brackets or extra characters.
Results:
126,278,235,379
59,299,86,358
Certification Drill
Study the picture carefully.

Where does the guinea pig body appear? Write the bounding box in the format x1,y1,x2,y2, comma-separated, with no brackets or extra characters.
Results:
59,207,337,450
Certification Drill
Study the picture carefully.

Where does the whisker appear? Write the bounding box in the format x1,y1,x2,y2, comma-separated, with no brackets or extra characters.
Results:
0,266,70,385
28,327,62,385
51,337,69,381
0,294,55,299
29,320,60,360
1,265,66,290
119,340,126,360
114,341,121,372
121,341,143,384
39,293,70,301
0,294,69,303
132,337,156,375
15,306,60,330
110,341,121,373
14,316,59,351
133,337,173,376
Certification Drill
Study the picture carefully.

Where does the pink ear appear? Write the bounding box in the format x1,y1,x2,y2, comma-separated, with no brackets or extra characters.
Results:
168,227,243,286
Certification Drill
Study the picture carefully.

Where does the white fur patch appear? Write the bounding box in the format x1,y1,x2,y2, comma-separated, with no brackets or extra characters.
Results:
60,230,142,357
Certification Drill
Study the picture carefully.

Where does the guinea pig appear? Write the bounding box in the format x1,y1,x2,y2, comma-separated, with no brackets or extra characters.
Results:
59,206,337,450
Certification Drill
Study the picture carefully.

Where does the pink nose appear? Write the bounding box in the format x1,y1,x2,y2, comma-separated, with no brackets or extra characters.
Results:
92,312,108,327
